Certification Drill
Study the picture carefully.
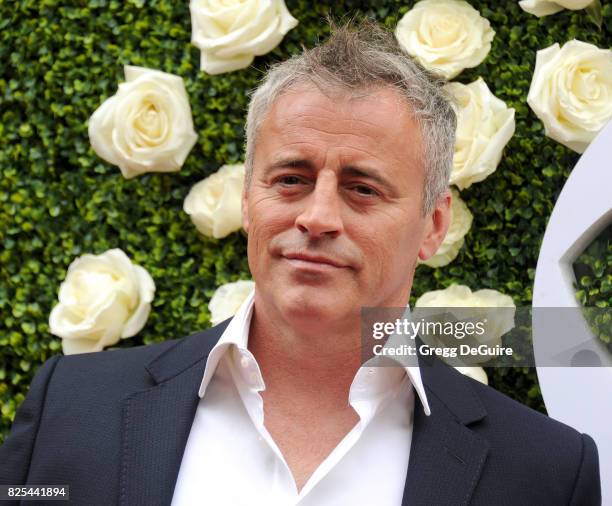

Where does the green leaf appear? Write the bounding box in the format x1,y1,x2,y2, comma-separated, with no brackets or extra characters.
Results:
585,0,603,30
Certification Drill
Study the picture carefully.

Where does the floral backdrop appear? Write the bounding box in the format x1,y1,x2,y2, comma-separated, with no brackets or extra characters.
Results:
1,0,611,444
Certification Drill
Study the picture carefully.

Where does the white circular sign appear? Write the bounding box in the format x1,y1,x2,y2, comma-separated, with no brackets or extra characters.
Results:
534,120,612,502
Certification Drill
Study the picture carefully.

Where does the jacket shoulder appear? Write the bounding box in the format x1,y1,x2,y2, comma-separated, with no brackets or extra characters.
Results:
53,337,180,388
48,324,226,395
57,321,229,372
458,371,601,504
467,372,583,440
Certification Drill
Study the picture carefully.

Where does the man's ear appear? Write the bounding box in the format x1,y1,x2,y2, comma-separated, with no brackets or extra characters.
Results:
241,186,249,233
418,189,452,260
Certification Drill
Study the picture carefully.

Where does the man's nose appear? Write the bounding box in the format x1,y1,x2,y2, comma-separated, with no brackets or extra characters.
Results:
294,172,344,238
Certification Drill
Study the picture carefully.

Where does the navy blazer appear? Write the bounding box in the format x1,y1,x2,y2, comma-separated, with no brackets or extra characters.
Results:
0,318,601,505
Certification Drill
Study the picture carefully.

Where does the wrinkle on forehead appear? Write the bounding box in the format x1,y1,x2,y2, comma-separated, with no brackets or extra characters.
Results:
282,82,415,126
264,82,424,173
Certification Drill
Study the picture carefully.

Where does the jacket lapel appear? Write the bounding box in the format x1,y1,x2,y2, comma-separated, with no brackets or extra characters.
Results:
402,355,490,506
118,319,230,506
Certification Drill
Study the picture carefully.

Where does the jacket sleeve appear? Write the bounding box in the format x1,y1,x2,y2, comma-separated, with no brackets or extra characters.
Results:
0,355,62,488
569,433,601,506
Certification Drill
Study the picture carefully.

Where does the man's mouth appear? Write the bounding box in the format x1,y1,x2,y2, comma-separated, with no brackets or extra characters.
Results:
281,252,347,269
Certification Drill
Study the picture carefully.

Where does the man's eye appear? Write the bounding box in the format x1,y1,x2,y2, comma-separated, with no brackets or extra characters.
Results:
351,184,379,196
277,175,304,185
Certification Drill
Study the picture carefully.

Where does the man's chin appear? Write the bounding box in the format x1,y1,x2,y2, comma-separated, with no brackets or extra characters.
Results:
278,293,359,328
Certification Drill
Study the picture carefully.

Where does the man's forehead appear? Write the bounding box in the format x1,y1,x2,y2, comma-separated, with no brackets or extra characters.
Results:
269,81,414,121
259,82,424,170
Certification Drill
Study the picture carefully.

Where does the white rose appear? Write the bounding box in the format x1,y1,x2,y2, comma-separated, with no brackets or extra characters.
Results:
527,40,612,154
420,188,473,267
445,78,516,190
455,366,488,384
88,66,198,179
183,164,245,239
49,249,156,355
415,284,516,349
209,280,255,325
519,0,593,17
395,0,495,80
190,0,299,75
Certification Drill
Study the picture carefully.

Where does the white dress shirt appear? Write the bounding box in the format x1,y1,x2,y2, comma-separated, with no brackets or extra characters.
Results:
171,290,431,506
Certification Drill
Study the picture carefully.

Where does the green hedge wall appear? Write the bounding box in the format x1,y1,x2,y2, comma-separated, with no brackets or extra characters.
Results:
1,0,611,443
574,224,612,353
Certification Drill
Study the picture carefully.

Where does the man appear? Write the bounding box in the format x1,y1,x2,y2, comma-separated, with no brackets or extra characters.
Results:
0,19,601,506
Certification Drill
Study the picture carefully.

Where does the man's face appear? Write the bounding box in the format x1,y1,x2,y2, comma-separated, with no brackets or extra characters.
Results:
242,83,450,330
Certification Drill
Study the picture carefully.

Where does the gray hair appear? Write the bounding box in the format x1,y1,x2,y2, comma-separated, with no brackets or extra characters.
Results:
243,17,456,216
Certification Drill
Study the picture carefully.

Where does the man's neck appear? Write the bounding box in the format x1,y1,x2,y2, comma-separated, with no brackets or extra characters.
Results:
247,300,363,409
246,301,364,492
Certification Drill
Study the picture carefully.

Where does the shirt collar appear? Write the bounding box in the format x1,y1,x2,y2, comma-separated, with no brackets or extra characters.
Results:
198,288,256,398
198,289,431,416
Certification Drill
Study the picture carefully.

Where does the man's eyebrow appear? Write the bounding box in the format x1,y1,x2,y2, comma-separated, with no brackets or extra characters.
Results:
266,158,316,172
341,166,395,194
265,158,397,194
